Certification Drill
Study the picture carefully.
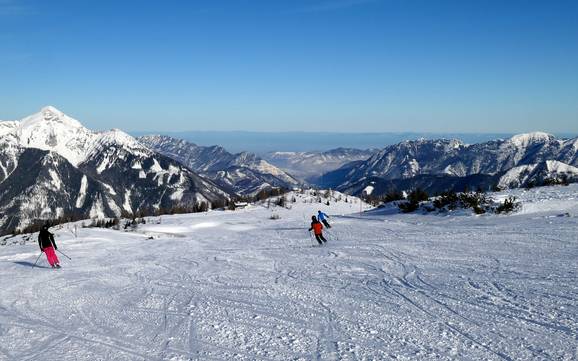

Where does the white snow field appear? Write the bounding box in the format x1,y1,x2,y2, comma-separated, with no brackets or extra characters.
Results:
0,187,577,361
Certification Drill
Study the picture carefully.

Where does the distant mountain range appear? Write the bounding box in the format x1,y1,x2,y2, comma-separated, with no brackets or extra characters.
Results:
138,135,300,196
131,131,527,153
321,132,578,196
2,106,576,233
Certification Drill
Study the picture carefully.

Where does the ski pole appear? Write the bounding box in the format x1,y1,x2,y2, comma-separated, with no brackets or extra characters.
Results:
32,252,42,269
57,249,72,260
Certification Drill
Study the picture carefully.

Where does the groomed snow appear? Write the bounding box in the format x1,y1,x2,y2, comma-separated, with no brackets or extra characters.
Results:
0,187,576,360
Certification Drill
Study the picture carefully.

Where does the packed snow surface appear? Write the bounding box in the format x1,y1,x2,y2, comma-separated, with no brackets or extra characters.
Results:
0,187,577,360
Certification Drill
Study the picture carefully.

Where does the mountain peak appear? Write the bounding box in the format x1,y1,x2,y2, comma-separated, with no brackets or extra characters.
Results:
93,128,149,155
41,105,63,115
20,106,84,129
508,132,554,147
102,128,138,143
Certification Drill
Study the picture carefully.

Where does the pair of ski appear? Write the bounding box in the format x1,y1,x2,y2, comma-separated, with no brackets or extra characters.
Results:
308,231,329,247
32,249,71,269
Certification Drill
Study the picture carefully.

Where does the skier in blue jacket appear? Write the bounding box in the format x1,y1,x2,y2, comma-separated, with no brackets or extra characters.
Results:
317,210,331,228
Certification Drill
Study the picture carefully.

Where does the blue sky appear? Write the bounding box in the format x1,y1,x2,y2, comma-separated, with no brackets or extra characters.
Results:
0,0,577,133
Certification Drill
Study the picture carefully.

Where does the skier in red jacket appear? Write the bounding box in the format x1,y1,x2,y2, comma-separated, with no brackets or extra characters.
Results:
309,216,327,245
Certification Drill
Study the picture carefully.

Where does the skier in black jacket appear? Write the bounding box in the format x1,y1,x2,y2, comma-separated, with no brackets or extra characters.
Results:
38,225,60,268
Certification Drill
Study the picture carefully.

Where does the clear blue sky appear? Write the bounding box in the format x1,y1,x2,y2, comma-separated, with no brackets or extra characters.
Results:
1,0,577,133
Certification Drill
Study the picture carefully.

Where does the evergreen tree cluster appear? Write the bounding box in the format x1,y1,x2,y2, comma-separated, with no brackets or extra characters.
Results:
496,196,520,214
394,187,520,215
433,191,489,214
9,198,226,236
11,214,86,236
526,175,571,189
398,188,429,213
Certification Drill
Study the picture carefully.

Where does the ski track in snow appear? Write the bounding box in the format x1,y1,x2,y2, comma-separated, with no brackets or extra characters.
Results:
0,187,577,360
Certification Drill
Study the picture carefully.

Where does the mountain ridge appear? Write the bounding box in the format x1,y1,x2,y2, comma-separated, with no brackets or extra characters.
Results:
138,135,300,196
320,132,578,196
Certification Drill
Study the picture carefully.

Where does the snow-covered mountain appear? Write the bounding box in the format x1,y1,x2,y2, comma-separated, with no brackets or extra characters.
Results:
498,160,578,189
138,135,300,196
0,107,228,234
0,148,111,231
323,132,578,195
264,148,376,182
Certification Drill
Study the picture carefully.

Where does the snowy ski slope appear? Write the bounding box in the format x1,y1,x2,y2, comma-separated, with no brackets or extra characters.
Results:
0,187,577,360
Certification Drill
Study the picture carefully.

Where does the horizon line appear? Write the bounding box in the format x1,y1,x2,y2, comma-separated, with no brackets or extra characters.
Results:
129,130,578,137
